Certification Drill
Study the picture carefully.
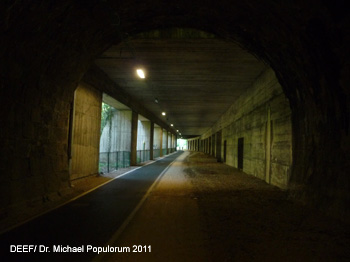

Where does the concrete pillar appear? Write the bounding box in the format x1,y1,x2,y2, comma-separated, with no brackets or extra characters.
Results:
170,133,173,152
209,137,211,154
172,134,174,150
159,128,163,157
172,134,174,152
208,138,210,153
150,122,154,160
70,84,102,179
168,132,172,154
166,131,169,154
130,111,138,166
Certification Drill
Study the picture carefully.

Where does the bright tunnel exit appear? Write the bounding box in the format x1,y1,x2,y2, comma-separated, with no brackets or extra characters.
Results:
177,139,188,150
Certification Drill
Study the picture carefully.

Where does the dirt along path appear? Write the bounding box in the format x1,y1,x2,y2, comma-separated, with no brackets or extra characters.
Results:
100,151,349,262
184,152,350,261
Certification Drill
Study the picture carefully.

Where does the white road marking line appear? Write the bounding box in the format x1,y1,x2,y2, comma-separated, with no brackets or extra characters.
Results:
92,152,183,262
0,152,179,235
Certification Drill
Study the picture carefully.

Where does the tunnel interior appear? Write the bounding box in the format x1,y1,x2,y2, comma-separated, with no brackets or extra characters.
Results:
0,0,349,225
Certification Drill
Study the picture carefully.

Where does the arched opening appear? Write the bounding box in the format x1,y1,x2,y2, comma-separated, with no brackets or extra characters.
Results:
0,1,349,222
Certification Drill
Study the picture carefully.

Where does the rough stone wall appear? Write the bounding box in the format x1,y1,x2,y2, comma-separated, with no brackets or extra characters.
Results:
203,69,292,189
137,120,151,150
0,85,73,214
99,110,132,153
70,83,102,180
0,1,117,217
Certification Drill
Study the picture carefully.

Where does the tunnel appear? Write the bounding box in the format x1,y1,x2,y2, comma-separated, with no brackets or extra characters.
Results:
0,0,349,260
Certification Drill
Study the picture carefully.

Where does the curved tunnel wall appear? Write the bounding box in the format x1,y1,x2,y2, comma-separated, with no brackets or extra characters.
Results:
0,1,349,220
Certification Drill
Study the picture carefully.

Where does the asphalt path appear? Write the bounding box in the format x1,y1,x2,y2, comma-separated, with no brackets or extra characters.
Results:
0,151,182,261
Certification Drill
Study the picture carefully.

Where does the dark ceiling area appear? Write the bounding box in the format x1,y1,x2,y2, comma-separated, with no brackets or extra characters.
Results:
95,29,267,138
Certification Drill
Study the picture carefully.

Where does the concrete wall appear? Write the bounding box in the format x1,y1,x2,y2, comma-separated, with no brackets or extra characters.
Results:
154,126,162,149
137,120,151,150
188,137,202,152
162,129,168,152
203,68,292,189
71,83,102,180
99,110,132,152
168,133,172,149
172,134,177,149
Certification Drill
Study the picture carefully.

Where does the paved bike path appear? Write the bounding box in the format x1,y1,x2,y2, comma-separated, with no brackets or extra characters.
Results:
0,151,183,261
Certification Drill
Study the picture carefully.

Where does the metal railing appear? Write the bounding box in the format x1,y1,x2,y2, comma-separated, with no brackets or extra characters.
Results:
137,150,150,164
153,149,160,158
99,148,177,173
99,151,130,173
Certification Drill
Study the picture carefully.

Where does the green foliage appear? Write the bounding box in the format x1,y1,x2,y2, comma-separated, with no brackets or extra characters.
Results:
100,103,114,136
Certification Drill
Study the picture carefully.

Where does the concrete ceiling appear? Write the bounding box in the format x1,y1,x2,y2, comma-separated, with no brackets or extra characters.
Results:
95,29,267,138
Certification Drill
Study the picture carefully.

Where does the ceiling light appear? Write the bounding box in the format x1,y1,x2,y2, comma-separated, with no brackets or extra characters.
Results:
176,130,179,132
154,98,159,103
171,124,174,127
162,112,166,116
136,69,145,79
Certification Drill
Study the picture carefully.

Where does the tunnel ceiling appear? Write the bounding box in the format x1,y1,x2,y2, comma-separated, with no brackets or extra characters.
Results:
95,29,267,138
